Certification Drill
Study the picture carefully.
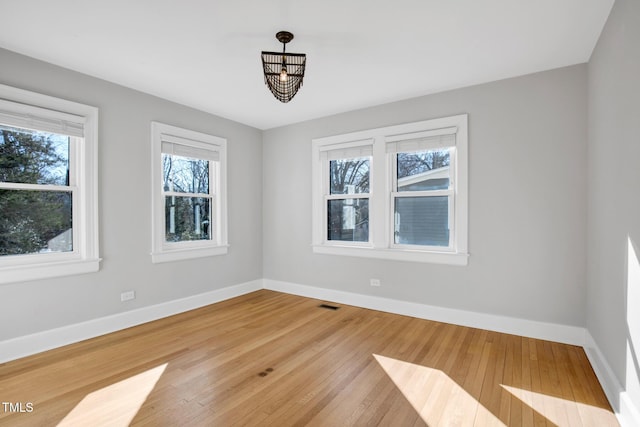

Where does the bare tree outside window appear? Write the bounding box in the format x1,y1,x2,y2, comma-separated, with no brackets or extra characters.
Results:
328,158,369,242
329,158,369,194
397,149,450,179
162,154,212,242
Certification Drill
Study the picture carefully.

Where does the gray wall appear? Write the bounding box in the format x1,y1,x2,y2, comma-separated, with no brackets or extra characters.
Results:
263,64,588,327
587,0,640,410
0,48,263,341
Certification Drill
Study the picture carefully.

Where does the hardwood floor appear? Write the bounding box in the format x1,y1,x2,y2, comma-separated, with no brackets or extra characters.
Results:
0,290,618,426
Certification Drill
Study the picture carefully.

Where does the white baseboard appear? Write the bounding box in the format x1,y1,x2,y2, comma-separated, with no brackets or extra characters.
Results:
263,279,586,346
584,332,640,427
0,279,262,364
0,278,584,364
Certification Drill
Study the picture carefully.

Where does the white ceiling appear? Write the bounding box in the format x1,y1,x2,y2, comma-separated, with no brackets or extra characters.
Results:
0,1,614,130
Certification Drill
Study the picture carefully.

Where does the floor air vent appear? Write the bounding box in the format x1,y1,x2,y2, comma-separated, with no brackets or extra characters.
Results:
319,303,340,310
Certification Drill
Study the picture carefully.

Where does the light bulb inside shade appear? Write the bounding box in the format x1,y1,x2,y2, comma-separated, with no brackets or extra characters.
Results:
279,67,288,82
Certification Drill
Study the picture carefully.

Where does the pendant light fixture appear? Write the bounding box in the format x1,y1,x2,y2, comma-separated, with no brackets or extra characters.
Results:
261,31,306,103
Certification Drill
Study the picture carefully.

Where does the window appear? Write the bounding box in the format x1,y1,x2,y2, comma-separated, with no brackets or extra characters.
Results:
0,84,99,284
312,114,468,265
323,143,372,244
151,122,227,263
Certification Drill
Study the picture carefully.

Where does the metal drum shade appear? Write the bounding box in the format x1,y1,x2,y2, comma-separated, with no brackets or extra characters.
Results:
261,51,306,103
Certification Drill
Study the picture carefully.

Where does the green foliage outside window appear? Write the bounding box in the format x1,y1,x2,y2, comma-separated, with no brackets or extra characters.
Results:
0,126,72,256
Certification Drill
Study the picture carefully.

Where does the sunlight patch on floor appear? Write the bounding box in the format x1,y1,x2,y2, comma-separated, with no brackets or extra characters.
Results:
501,385,618,427
373,354,506,426
57,363,167,427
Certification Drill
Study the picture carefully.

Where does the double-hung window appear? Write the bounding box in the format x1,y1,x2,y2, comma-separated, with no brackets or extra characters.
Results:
322,142,372,245
388,131,456,249
151,122,228,263
0,84,99,284
312,114,468,265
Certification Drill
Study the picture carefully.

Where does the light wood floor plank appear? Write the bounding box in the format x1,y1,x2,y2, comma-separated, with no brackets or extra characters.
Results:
0,290,618,426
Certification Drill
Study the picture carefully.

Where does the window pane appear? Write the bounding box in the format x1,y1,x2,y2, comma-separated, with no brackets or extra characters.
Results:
0,124,70,186
397,149,450,192
327,198,369,242
162,154,209,194
394,196,449,246
165,196,211,242
329,158,370,195
0,189,73,255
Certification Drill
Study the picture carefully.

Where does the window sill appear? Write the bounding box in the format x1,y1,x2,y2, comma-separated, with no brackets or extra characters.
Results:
0,258,101,285
151,245,229,264
312,244,468,265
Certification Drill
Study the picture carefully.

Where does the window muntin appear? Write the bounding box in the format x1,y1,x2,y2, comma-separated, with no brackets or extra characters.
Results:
151,122,227,263
326,156,370,243
311,115,468,265
162,153,213,243
392,147,454,250
0,84,99,283
0,124,76,256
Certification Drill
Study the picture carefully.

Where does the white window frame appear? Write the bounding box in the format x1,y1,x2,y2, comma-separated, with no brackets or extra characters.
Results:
312,114,468,265
150,122,228,263
0,84,100,284
320,140,373,248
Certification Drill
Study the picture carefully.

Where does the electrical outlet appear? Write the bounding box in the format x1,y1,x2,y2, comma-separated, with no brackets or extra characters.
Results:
120,291,135,302
370,279,381,287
